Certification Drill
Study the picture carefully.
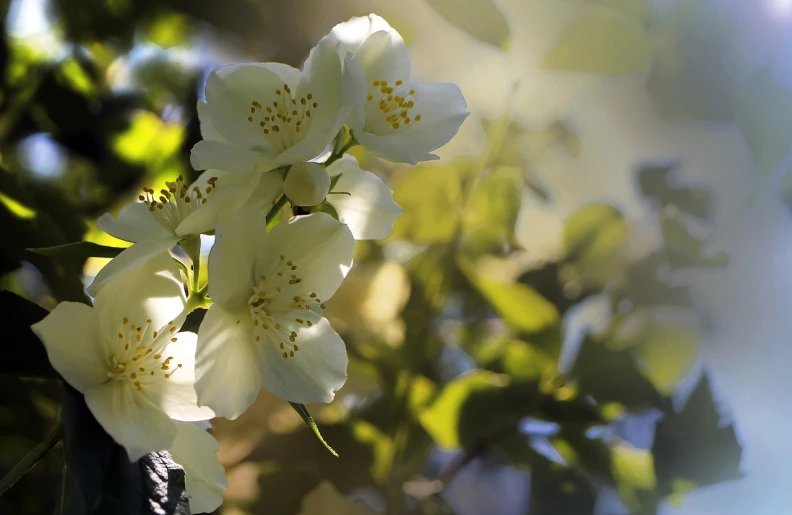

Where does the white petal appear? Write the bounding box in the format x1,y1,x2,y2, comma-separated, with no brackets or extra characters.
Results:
97,202,172,243
145,332,215,422
93,250,187,342
327,156,402,240
325,14,396,56
203,68,278,150
351,29,411,84
261,212,355,301
169,421,227,514
353,131,436,164
85,380,177,462
207,207,267,310
196,101,227,142
259,317,347,404
195,305,261,420
283,162,330,206
274,39,345,166
31,302,106,392
86,237,179,298
376,81,469,159
215,62,301,101
190,140,273,173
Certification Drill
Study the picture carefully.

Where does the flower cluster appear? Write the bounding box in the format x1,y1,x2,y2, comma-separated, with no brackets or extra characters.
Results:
31,14,466,513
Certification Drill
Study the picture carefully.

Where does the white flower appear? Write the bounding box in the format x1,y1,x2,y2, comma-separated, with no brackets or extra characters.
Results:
324,14,469,165
190,38,353,174
32,253,214,461
169,421,227,514
195,208,354,419
326,155,402,240
88,171,280,296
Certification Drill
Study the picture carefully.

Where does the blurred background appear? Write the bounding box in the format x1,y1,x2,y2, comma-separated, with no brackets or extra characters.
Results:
1,0,790,513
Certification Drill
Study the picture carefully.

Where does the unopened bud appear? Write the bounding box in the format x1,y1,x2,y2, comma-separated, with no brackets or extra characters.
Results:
284,162,330,207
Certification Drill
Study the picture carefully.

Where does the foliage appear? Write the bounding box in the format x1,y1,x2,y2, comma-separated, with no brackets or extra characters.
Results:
0,1,749,515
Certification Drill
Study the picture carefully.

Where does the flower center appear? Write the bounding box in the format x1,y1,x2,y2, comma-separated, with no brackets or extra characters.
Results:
363,79,421,134
247,83,319,153
107,317,183,391
246,254,325,360
140,175,217,234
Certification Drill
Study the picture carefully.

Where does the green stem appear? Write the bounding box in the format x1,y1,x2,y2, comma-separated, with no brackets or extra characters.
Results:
265,194,289,224
324,138,358,168
0,424,62,497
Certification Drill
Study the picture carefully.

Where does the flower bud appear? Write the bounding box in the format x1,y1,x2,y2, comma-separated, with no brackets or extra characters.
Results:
284,162,331,206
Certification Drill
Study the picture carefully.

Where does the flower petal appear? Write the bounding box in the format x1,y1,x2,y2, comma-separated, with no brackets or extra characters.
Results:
274,39,345,166
190,140,273,174
350,29,411,84
145,332,215,422
31,302,106,392
195,305,261,420
86,237,179,298
261,212,354,301
97,201,173,243
325,13,396,56
197,100,228,142
258,317,347,404
85,380,177,462
93,250,187,341
208,206,267,310
169,421,227,514
377,81,469,157
327,156,402,240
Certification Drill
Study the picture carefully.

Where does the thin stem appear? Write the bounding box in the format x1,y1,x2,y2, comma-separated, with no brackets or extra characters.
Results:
0,424,62,497
265,195,289,224
324,138,358,168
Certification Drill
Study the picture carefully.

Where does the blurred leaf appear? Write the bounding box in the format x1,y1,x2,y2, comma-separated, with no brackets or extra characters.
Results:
647,0,736,122
141,13,192,49
56,56,97,97
618,253,693,308
637,164,711,220
631,325,699,396
544,7,653,75
425,0,510,49
0,290,55,378
563,203,629,289
595,0,652,21
391,162,465,244
350,421,393,486
661,215,729,268
419,371,507,449
734,66,792,172
475,278,560,335
530,460,596,515
27,241,125,259
0,192,36,219
501,340,554,382
463,165,523,254
611,444,656,509
572,337,670,411
297,480,376,515
60,386,189,515
112,111,184,166
652,374,743,497
289,402,339,458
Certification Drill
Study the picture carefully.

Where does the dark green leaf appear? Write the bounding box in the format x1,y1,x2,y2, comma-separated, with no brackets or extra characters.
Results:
27,241,125,259
652,374,743,497
0,290,56,377
288,402,338,457
60,386,190,515
661,215,729,269
637,164,711,220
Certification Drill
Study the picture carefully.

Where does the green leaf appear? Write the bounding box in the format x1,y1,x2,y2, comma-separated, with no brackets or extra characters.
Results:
661,215,729,269
476,279,560,335
418,370,507,449
60,386,190,515
563,203,630,289
425,0,510,49
544,7,654,75
637,164,711,220
612,444,657,510
27,241,125,259
734,66,792,172
289,402,339,457
652,374,743,498
0,290,56,377
462,166,524,257
391,162,466,244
